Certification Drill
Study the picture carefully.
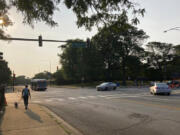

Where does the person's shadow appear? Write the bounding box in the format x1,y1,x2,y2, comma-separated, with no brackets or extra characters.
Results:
25,109,43,123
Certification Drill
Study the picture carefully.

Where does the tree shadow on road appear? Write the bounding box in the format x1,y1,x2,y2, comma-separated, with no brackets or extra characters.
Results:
25,109,43,123
0,107,6,135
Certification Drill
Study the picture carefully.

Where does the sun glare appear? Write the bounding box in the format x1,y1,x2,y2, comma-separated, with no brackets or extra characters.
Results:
0,19,4,25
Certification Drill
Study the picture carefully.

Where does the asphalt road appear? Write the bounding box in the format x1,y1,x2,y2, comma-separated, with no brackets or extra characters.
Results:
30,87,180,135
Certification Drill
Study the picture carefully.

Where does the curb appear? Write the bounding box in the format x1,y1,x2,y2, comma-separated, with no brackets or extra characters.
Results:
40,105,84,135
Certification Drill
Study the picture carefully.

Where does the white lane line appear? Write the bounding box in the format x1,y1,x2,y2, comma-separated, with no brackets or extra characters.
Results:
57,98,65,102
68,97,76,100
105,94,134,97
79,96,87,99
45,99,53,102
87,96,96,98
98,95,107,98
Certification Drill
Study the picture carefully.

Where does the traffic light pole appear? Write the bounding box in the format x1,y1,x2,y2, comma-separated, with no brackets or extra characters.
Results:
0,37,88,47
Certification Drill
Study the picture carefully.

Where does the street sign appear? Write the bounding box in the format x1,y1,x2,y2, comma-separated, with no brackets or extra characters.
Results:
71,42,86,48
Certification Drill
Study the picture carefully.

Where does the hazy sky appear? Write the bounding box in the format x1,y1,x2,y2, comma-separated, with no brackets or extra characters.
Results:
0,0,180,78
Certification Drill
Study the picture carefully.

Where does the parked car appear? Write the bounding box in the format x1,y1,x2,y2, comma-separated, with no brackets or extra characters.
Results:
96,82,117,91
167,80,180,88
150,82,171,95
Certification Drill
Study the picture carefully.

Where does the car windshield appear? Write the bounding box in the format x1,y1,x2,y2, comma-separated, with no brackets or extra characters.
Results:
100,83,109,86
156,83,168,87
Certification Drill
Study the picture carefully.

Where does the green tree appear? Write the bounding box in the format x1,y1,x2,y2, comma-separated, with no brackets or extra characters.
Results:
59,39,104,83
92,20,148,85
33,71,52,80
0,0,145,38
59,39,83,83
15,75,31,85
0,60,11,84
146,42,174,81
53,69,66,85
168,45,180,79
174,45,180,56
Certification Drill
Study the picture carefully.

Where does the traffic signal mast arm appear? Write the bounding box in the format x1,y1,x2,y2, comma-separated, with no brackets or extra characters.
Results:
0,37,88,47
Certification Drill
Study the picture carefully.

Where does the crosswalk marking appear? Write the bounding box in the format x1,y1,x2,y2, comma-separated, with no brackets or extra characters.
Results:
98,95,108,98
79,96,87,99
32,93,153,103
68,97,76,100
106,95,141,99
45,99,53,102
87,96,96,98
57,98,65,101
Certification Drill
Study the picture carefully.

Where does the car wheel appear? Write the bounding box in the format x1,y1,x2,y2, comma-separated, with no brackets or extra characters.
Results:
113,87,116,90
167,93,170,96
105,87,108,91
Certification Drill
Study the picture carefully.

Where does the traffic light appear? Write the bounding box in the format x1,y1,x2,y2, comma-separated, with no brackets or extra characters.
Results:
0,52,3,60
38,35,42,47
61,45,66,48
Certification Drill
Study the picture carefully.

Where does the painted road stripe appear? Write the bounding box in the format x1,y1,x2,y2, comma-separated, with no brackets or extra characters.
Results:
79,96,87,99
45,99,53,102
87,96,96,98
98,95,108,97
68,97,76,100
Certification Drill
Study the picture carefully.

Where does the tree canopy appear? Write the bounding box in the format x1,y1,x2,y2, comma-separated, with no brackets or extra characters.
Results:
92,21,148,84
146,42,174,70
33,71,52,80
59,39,104,83
15,75,31,85
0,0,145,37
0,60,11,84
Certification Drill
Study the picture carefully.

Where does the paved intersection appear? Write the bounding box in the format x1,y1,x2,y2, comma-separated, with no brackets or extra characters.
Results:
29,87,180,135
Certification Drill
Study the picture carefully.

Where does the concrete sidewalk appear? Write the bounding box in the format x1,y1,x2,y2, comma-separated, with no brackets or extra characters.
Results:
0,93,83,135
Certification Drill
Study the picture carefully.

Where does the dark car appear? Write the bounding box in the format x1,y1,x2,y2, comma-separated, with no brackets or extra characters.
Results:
167,80,180,88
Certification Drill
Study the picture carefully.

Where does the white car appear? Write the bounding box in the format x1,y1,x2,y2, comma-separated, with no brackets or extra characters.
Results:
96,82,117,91
150,82,171,95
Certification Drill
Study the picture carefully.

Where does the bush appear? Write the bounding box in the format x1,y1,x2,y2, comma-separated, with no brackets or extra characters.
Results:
0,85,5,111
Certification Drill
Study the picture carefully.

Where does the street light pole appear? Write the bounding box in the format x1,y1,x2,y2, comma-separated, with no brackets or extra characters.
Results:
164,27,180,33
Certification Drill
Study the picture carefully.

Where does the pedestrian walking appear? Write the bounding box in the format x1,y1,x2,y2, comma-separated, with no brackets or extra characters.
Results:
22,85,31,110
